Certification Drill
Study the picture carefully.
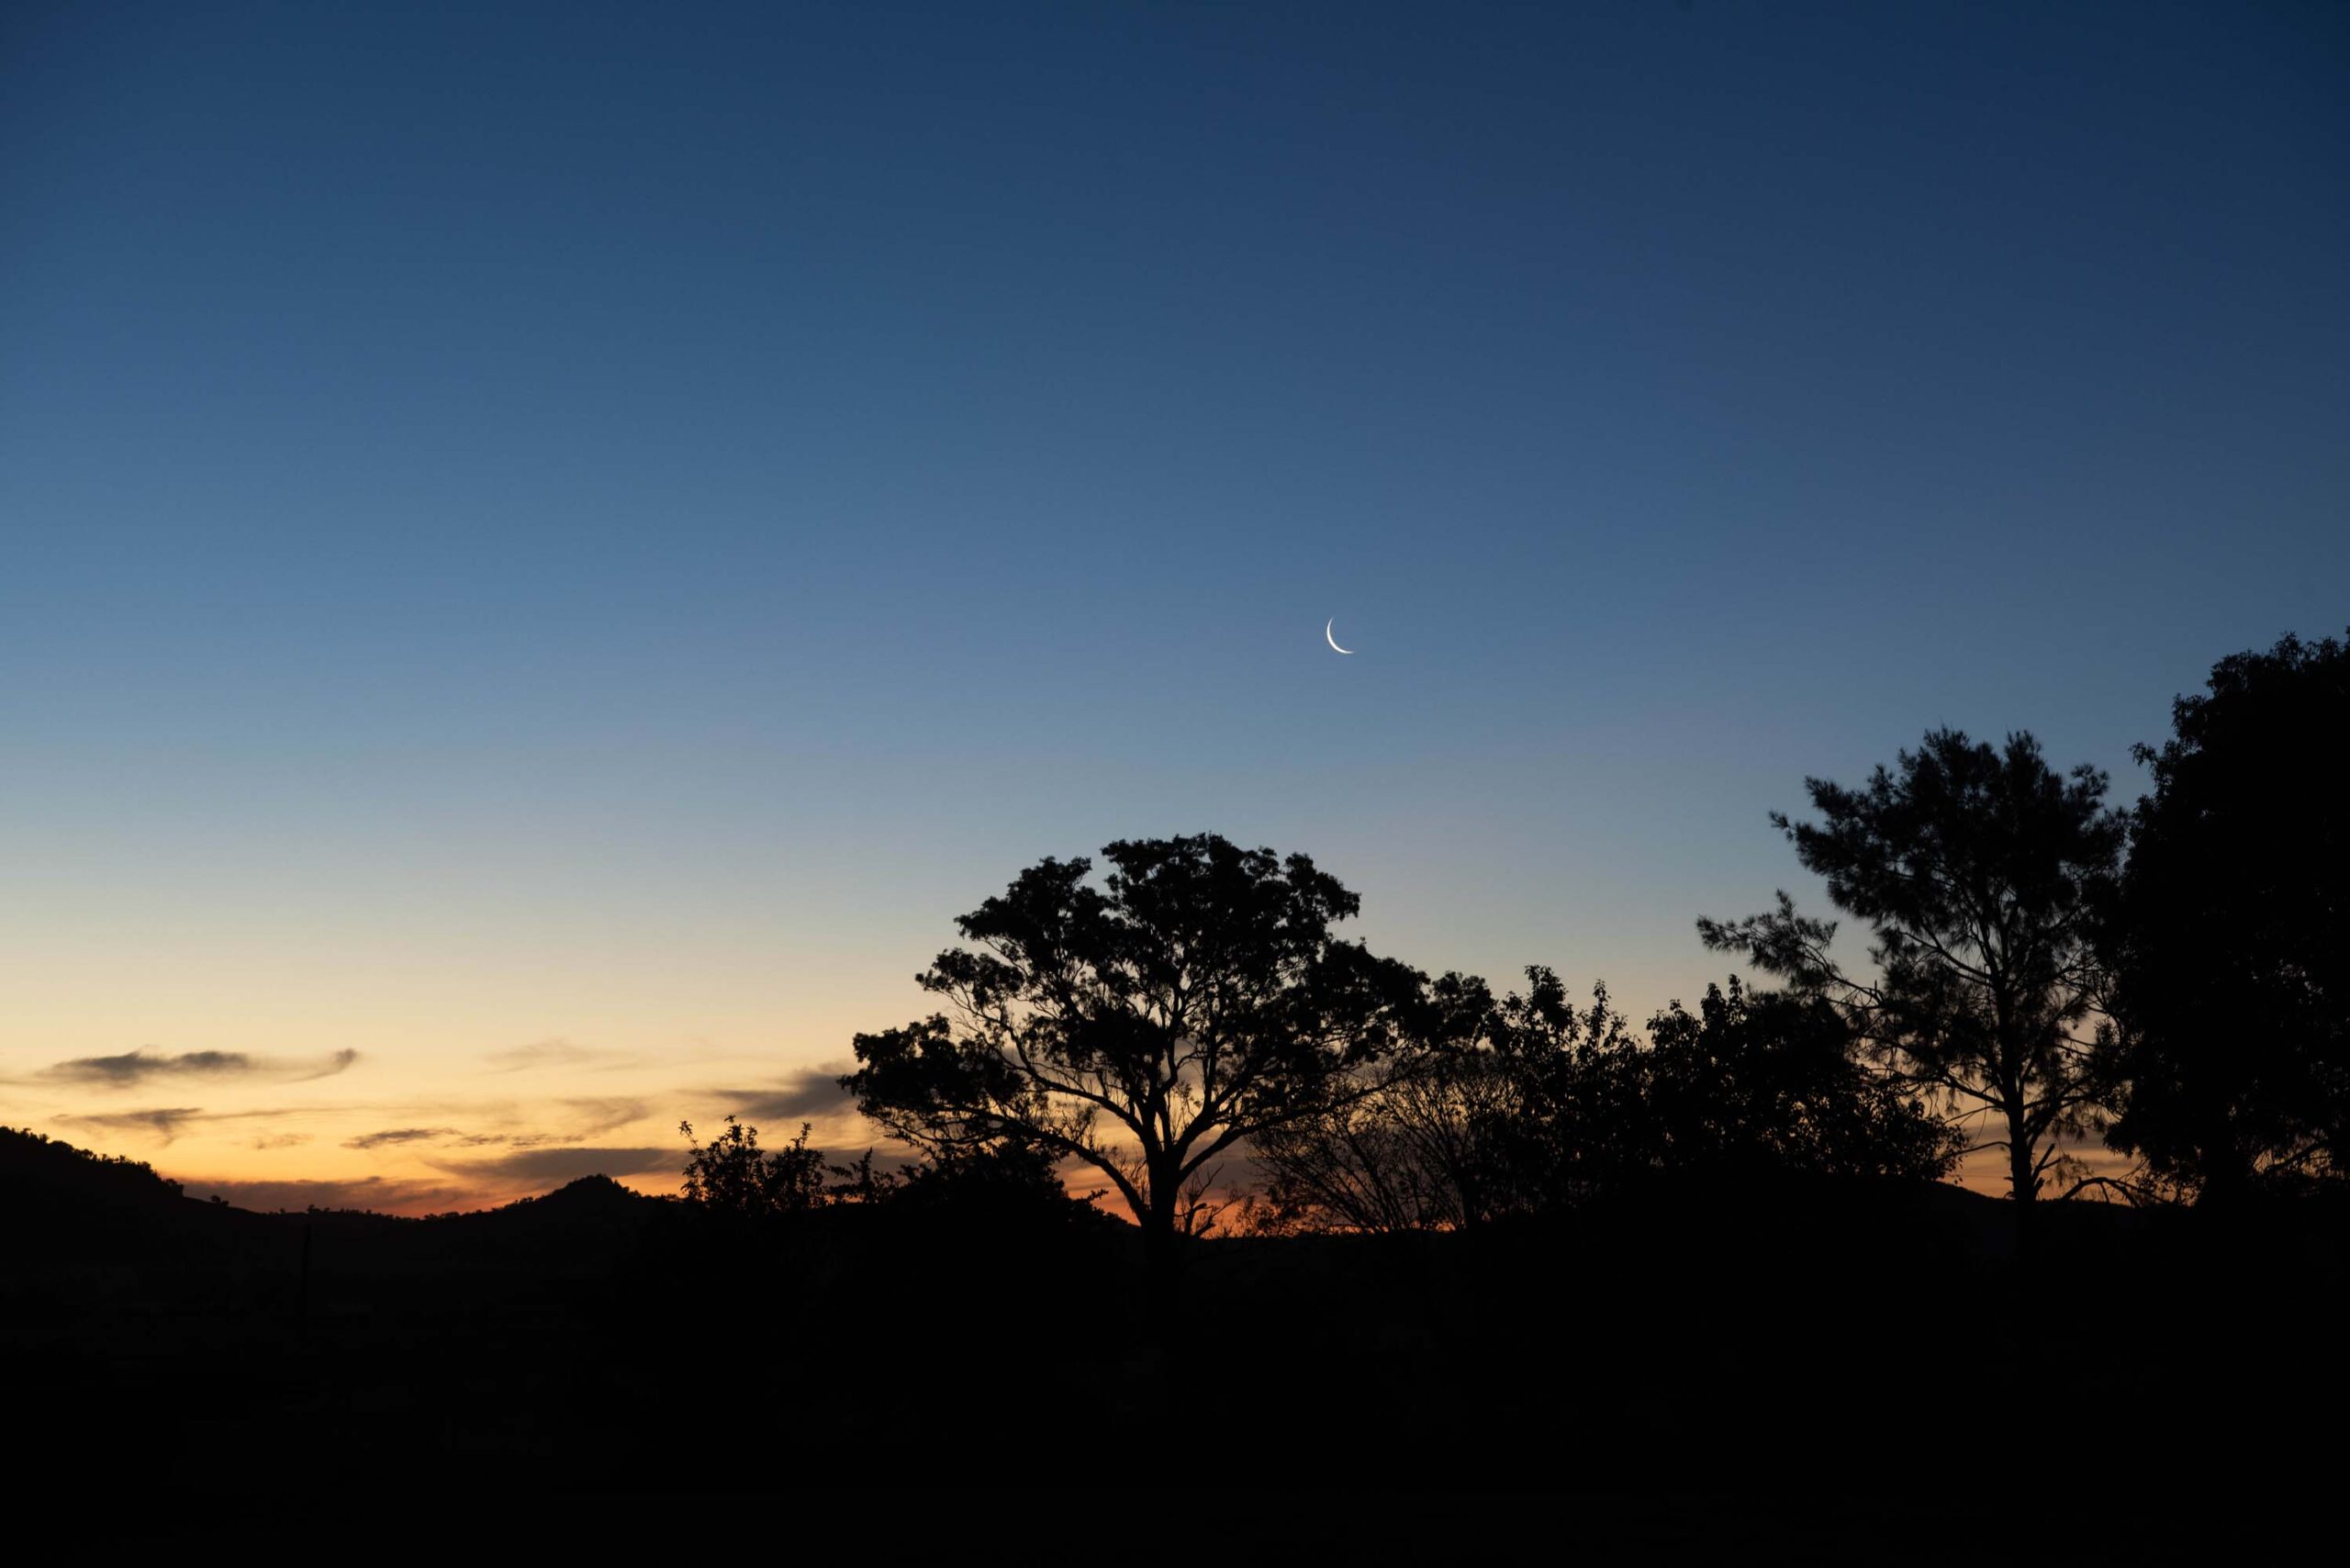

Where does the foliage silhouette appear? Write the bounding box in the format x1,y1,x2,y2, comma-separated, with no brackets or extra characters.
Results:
678,1115,825,1218
1638,978,1960,1182
677,1108,1108,1242
1244,969,1526,1233
1469,967,1649,1214
1249,971,1955,1233
843,834,1429,1263
876,1136,1107,1225
2096,630,2350,1200
1700,729,2123,1203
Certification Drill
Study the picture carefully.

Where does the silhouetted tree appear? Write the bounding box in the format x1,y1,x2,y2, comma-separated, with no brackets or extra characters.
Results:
2096,631,2350,1200
1700,730,2123,1203
1249,970,1953,1233
678,1115,825,1217
1638,979,1959,1182
823,1147,901,1205
1249,968,1651,1231
1246,969,1513,1233
884,1137,1109,1226
1476,968,1656,1206
823,1135,1107,1224
842,834,1428,1266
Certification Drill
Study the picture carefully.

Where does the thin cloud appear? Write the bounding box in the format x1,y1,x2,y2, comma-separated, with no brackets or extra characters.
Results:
556,1096,649,1139
43,1050,252,1086
60,1106,207,1143
428,1146,680,1186
714,1067,856,1123
251,1132,312,1150
58,1105,323,1147
184,1175,473,1216
331,1101,649,1155
287,1048,362,1081
344,1126,459,1150
38,1047,360,1089
484,1038,623,1073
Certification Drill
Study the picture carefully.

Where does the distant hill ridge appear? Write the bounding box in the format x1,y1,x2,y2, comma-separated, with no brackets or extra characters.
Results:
1,1125,186,1206
509,1171,655,1214
0,1124,661,1229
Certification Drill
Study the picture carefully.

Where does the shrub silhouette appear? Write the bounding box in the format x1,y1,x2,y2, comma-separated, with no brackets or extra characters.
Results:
678,1116,825,1218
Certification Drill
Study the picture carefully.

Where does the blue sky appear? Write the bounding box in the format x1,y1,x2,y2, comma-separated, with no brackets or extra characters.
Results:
3,1,2344,1202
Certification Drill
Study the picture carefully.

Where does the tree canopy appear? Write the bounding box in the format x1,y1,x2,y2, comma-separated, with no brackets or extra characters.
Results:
1701,729,2123,1203
678,1115,825,1218
842,834,1430,1255
1248,970,1955,1234
2096,631,2350,1199
1639,979,1959,1183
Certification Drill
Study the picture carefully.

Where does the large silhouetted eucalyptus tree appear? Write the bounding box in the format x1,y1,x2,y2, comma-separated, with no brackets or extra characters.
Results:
1700,730,2123,1204
2096,631,2350,1199
842,834,1429,1263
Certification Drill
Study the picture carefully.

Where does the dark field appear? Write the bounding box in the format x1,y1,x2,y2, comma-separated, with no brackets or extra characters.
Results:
8,1130,2342,1540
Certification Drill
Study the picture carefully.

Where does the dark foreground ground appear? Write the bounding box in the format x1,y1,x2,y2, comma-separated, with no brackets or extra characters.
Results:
5,1134,2344,1543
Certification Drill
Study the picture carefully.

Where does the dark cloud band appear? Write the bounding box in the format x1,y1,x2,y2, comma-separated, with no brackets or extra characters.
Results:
712,1066,856,1123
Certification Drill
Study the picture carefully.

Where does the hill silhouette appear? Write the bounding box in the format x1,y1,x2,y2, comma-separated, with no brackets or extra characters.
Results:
2,1124,190,1214
0,1126,677,1284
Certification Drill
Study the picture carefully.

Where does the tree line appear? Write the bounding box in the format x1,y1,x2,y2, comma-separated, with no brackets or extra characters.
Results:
687,630,2347,1256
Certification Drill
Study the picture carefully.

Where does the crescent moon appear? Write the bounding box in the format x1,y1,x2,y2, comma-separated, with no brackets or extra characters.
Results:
1326,618,1355,655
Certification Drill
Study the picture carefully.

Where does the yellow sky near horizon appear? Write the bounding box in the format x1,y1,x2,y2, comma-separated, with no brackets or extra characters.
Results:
0,894,1709,1215
1,893,2137,1217
4,1017,2122,1218
0,1013,891,1215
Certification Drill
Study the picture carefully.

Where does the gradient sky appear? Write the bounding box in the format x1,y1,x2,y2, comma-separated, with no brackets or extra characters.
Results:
5,1,2345,1211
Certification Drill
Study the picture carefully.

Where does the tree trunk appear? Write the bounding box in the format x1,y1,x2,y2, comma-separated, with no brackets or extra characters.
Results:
2008,1110,2036,1204
2001,1091,2043,1274
1142,1163,1184,1291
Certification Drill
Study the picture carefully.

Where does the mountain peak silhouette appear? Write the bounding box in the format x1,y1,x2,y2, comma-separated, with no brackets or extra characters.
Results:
524,1173,659,1213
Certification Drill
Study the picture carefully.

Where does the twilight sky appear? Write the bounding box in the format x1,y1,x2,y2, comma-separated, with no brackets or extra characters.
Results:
4,1,2345,1211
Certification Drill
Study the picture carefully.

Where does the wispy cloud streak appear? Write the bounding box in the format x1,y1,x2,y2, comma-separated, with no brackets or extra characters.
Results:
37,1047,360,1089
